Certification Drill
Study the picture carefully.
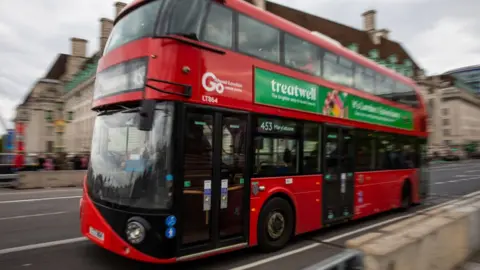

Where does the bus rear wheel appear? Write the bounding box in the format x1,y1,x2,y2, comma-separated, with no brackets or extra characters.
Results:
257,197,294,252
400,181,412,211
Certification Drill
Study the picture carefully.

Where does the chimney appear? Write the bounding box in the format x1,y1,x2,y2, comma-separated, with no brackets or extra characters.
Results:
377,29,390,40
252,0,266,10
70,38,87,58
99,18,114,54
244,0,266,10
115,2,127,17
362,10,376,32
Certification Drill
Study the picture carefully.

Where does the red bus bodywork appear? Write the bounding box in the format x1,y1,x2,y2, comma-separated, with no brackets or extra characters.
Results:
81,0,427,264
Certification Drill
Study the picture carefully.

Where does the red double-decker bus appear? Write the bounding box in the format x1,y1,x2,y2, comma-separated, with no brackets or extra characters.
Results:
80,0,429,264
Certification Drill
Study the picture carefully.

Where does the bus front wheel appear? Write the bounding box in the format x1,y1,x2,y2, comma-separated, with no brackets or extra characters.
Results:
257,197,294,252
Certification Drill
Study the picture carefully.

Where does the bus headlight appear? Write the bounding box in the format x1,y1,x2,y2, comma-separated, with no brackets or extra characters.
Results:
126,221,146,244
125,221,147,244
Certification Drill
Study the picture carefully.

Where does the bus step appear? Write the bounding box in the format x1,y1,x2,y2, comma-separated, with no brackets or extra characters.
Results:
301,249,363,270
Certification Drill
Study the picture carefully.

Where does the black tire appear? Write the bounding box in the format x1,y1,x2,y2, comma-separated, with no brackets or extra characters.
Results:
399,181,412,211
257,197,294,252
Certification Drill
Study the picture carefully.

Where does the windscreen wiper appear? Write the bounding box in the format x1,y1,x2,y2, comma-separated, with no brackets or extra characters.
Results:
97,105,136,116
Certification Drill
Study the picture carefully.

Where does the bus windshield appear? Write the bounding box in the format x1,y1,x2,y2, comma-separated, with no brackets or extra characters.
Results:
87,102,174,209
104,0,162,54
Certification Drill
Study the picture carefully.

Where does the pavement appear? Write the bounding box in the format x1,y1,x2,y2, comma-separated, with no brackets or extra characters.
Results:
0,160,479,270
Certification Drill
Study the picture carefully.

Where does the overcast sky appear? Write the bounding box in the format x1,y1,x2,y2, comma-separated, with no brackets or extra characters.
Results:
0,0,478,134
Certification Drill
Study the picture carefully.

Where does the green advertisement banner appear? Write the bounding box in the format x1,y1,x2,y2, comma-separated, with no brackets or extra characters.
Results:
254,68,413,130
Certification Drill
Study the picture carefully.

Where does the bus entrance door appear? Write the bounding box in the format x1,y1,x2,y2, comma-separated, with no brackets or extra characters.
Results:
322,126,355,225
178,107,248,256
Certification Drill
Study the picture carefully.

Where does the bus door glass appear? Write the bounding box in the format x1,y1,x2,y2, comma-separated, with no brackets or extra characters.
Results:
180,108,248,253
323,126,355,225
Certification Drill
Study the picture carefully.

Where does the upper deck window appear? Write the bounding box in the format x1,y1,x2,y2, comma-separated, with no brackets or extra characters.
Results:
376,75,394,99
323,52,354,87
284,34,321,76
394,82,419,107
238,14,280,63
104,1,162,54
202,3,233,48
355,65,375,94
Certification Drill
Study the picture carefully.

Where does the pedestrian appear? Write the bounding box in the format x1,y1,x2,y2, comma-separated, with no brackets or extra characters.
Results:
44,156,54,171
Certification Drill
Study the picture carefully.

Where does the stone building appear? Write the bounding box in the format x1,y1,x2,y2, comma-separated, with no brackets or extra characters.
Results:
13,2,127,154
418,74,480,155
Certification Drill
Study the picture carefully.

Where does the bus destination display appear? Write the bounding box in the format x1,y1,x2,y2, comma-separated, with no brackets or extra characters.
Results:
257,118,297,135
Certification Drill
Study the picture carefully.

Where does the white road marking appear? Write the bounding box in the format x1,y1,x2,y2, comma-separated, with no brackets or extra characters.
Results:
0,189,476,262
231,193,469,270
0,237,87,255
0,211,68,221
0,196,81,204
0,189,82,196
464,190,480,198
466,170,480,173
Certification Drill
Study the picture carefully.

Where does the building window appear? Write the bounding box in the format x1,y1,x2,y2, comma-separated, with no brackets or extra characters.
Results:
443,119,450,126
443,129,451,136
238,14,280,63
442,108,449,115
202,3,233,48
46,127,54,136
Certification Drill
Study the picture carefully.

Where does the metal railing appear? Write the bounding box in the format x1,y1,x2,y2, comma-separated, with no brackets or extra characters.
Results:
302,249,363,270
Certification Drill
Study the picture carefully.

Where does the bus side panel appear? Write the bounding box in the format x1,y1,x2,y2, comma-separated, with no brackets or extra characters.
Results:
248,175,322,246
353,170,420,219
353,172,387,219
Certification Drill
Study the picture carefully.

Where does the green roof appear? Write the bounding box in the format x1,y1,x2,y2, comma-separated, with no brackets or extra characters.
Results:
64,56,99,93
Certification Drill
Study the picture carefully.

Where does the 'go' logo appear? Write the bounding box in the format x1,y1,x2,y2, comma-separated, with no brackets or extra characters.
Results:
202,72,225,94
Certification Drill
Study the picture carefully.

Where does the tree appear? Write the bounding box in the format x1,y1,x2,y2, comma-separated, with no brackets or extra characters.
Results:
464,141,478,156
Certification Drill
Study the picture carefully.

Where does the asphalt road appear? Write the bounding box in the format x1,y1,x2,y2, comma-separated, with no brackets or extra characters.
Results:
0,160,479,270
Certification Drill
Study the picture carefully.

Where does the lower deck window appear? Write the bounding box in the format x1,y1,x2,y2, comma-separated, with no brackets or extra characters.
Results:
254,137,298,176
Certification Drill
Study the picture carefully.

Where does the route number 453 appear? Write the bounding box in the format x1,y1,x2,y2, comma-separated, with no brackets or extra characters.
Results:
260,121,273,131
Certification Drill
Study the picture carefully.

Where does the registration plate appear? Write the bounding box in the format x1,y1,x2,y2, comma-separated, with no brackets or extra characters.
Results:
89,226,105,242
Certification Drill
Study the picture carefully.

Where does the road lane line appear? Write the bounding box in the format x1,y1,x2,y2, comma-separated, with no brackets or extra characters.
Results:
0,196,81,204
0,188,82,196
464,190,480,198
0,211,68,221
0,237,87,255
231,194,467,270
0,191,473,261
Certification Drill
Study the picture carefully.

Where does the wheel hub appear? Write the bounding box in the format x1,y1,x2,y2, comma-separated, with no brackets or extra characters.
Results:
267,212,285,239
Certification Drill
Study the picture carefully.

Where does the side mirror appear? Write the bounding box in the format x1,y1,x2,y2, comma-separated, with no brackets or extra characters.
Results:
138,100,156,131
